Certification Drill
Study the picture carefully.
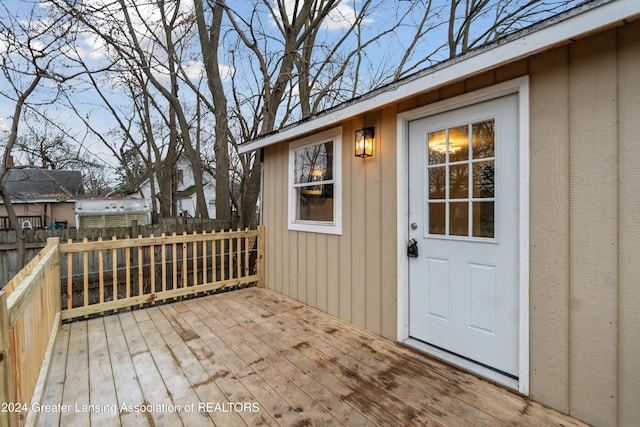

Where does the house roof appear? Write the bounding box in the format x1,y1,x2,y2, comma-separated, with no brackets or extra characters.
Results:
239,0,640,154
2,168,84,202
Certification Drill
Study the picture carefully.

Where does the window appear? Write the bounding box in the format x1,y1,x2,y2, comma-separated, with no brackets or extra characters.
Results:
289,127,342,234
427,119,495,239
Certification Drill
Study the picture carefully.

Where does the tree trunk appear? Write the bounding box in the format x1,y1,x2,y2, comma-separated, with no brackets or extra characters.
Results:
194,0,231,224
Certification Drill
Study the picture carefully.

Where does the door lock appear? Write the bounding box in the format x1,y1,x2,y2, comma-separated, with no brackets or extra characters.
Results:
407,239,419,258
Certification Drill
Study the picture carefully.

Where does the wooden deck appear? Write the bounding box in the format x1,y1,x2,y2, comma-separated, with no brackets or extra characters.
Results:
38,287,587,427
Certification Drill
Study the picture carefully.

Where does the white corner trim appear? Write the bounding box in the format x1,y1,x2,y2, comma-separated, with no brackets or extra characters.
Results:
517,77,531,396
396,77,530,395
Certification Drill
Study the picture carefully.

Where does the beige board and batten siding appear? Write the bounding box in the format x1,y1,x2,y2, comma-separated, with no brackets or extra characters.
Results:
529,21,640,427
262,20,640,427
263,110,398,340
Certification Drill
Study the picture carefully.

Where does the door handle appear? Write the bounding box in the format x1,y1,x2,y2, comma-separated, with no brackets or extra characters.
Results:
407,239,419,258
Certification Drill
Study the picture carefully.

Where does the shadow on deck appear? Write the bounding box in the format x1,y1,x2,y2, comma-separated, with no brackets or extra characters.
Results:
38,287,587,426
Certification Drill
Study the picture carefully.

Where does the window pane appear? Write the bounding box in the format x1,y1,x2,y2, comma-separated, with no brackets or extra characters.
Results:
473,161,495,198
297,184,334,221
294,142,333,184
429,166,446,200
428,130,447,165
472,120,494,159
428,203,445,235
449,202,469,236
448,125,469,162
472,201,494,238
449,164,469,199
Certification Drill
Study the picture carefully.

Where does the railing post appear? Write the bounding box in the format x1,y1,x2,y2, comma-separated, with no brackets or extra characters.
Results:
48,237,62,313
258,226,265,287
0,290,17,427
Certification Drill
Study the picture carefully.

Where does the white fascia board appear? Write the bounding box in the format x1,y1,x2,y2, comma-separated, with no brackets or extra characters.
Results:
239,0,638,154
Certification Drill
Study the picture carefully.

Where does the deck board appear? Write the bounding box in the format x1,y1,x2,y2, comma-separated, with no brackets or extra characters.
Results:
101,315,150,427
59,321,90,427
87,318,119,427
37,323,69,427
38,287,589,427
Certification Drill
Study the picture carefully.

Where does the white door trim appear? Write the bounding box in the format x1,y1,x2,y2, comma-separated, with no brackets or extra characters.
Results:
396,76,530,394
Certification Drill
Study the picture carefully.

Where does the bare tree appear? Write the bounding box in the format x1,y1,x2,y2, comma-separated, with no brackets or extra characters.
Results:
394,0,582,79
48,0,201,218
0,2,79,268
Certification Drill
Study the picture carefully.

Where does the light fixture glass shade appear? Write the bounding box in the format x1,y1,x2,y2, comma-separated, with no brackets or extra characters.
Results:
355,127,374,158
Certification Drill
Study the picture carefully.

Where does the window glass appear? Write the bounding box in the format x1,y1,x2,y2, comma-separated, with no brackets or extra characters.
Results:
472,120,494,159
294,141,334,222
449,164,469,199
472,202,494,238
428,130,447,165
294,142,333,184
448,125,469,162
426,119,495,239
428,203,446,235
429,167,446,199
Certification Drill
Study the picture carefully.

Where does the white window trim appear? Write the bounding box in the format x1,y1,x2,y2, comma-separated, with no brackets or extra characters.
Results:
288,126,343,235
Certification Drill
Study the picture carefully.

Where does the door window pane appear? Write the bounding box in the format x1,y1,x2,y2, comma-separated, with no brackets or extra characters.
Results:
472,202,494,238
429,203,446,235
449,164,469,199
429,167,446,199
472,120,494,159
449,202,469,236
428,130,447,165
473,161,494,198
448,125,469,162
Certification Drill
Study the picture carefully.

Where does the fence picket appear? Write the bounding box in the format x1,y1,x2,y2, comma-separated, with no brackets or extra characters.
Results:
172,233,178,295
161,233,167,293
83,238,89,313
112,236,118,302
203,231,208,284
192,231,198,287
182,232,188,289
150,234,156,299
98,237,104,305
67,239,73,310
125,237,131,299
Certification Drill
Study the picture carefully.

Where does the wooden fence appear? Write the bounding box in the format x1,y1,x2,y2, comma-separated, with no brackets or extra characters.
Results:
0,226,264,427
0,239,61,427
60,227,265,320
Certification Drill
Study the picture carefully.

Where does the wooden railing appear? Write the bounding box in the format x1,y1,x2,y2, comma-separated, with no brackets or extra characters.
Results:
60,226,265,320
0,226,265,426
1,238,61,427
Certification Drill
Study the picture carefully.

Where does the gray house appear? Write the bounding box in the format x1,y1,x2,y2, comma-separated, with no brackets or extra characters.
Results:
0,169,84,229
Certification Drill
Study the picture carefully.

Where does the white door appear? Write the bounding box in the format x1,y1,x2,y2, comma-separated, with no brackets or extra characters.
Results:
408,94,519,377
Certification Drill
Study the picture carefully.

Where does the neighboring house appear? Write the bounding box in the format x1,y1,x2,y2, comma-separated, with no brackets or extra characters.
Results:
0,168,84,229
239,1,640,426
135,156,217,218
